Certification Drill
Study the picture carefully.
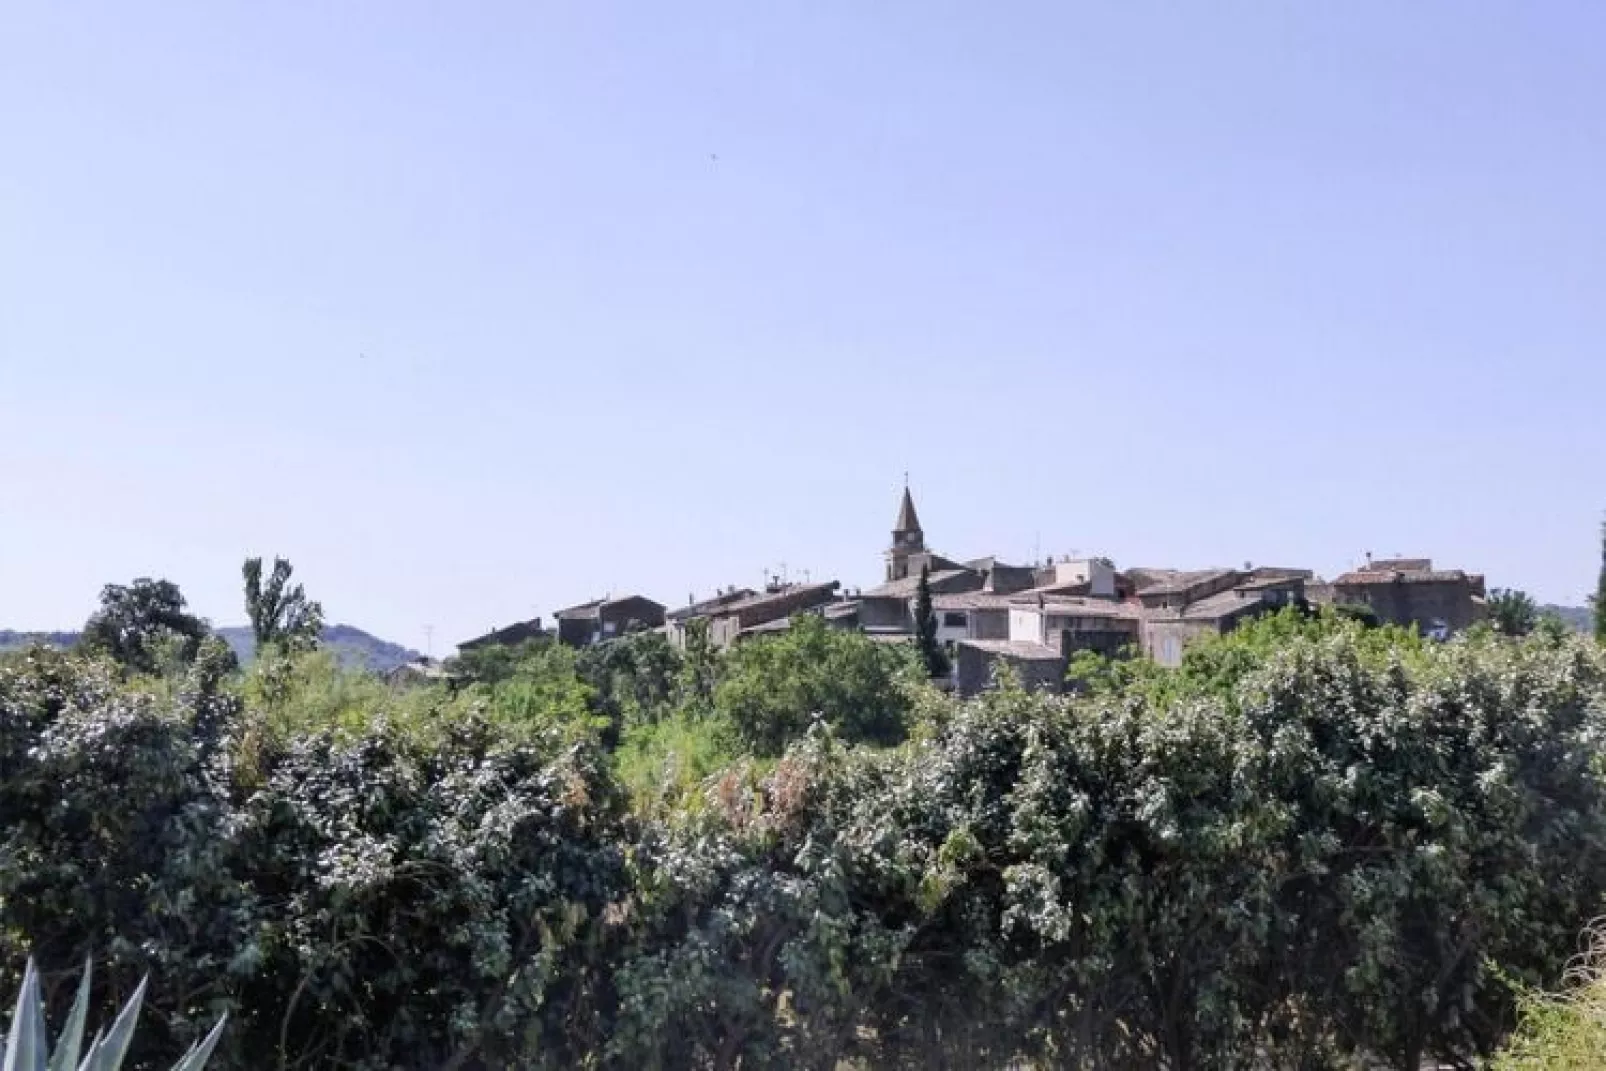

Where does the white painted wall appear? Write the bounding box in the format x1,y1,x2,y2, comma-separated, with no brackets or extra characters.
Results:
1052,558,1116,597
1009,608,1044,645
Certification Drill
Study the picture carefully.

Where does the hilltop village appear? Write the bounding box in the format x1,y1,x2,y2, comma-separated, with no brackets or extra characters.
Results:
448,487,1489,696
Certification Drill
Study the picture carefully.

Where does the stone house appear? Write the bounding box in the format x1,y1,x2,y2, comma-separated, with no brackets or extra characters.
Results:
705,581,841,647
954,639,1066,696
663,587,757,648
931,592,1015,644
1140,573,1309,666
1130,568,1245,610
1031,557,1119,598
964,557,1041,595
457,617,547,654
854,567,981,635
553,596,667,648
1008,596,1143,658
1323,560,1486,637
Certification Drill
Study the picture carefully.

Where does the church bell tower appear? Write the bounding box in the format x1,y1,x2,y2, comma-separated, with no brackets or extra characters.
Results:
885,484,925,582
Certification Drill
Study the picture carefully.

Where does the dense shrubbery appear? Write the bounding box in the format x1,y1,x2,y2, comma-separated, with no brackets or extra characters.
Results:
3,611,1606,1068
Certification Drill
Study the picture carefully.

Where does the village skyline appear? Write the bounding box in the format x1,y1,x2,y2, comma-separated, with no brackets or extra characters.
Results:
7,5,1605,651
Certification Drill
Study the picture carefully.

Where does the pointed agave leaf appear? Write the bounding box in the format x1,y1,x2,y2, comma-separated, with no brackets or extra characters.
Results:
46,958,93,1071
79,977,145,1071
3,959,48,1071
167,1014,225,1071
71,1029,103,1071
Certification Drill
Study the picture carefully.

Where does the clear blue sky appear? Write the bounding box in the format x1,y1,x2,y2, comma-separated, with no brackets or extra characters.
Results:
3,2,1603,651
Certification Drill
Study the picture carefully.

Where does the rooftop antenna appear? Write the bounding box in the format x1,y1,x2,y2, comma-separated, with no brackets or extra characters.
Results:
423,625,434,659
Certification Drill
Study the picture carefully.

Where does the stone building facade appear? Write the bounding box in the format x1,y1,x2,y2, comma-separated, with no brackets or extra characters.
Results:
1323,561,1486,637
955,639,1066,695
554,596,667,647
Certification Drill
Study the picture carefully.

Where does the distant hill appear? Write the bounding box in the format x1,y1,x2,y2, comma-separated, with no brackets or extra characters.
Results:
1542,605,1595,634
0,624,421,674
0,630,81,652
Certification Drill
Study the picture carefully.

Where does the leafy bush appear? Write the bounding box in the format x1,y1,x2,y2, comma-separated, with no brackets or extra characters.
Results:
575,629,683,730
0,649,249,1065
713,615,919,755
613,711,739,817
226,717,629,1068
6,622,1606,1068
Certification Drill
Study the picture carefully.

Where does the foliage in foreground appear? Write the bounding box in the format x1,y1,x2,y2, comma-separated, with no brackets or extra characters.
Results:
4,956,224,1071
3,621,1606,1068
1492,919,1606,1070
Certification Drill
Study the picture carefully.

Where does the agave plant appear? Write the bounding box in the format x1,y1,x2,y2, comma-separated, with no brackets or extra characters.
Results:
3,957,225,1071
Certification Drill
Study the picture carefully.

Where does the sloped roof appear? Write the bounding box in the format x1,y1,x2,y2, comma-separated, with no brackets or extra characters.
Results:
1135,569,1240,597
739,616,796,637
863,568,973,599
931,592,1016,611
666,588,758,621
958,639,1064,661
554,595,666,619
1234,574,1307,592
1179,590,1268,621
1010,580,1093,599
1008,594,1142,618
716,581,839,616
1333,569,1474,586
1367,558,1433,572
457,618,548,651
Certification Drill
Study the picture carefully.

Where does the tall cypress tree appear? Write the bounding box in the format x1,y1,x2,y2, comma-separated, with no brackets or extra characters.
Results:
914,563,948,677
1595,519,1606,644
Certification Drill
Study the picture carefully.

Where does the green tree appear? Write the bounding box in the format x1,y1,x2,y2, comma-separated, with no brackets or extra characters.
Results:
676,617,720,712
575,628,682,731
80,578,211,675
1595,519,1606,643
242,557,323,654
1489,587,1540,637
448,636,552,686
913,563,949,678
714,614,915,755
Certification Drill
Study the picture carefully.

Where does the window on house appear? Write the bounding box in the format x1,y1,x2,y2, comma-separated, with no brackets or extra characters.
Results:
943,612,967,628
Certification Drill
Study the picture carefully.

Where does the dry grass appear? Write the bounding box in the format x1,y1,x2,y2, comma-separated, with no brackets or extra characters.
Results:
1492,917,1606,1070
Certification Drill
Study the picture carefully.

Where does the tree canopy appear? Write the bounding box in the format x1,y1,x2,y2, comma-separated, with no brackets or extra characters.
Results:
1489,587,1540,636
242,556,323,654
713,613,916,755
79,577,211,675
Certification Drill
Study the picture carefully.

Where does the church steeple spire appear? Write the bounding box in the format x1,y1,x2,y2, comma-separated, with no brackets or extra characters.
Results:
894,485,922,537
886,482,927,582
